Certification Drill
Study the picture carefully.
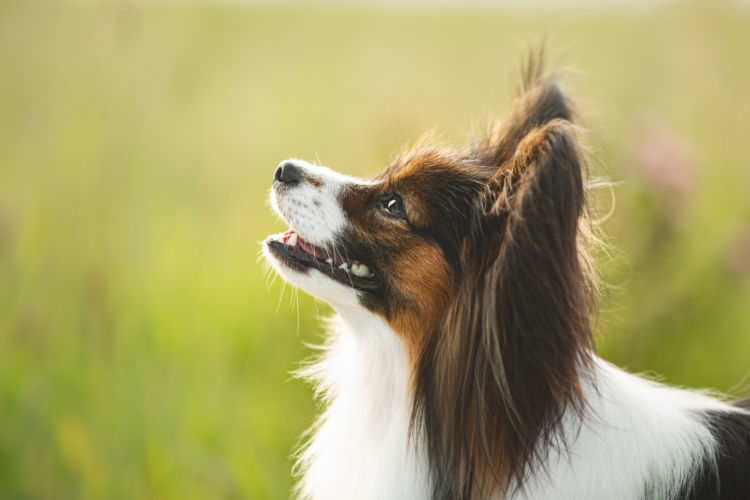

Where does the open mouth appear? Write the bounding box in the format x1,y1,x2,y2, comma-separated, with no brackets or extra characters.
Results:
267,230,378,291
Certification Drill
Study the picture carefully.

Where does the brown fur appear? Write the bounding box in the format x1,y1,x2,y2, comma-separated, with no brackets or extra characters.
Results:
304,173,323,187
387,241,451,355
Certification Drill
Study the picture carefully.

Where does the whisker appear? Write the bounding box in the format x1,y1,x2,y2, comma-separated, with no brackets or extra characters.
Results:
326,241,340,278
296,288,301,336
312,297,320,318
336,235,355,288
276,280,287,314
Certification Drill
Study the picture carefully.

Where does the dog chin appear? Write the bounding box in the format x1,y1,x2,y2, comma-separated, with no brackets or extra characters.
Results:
263,240,362,309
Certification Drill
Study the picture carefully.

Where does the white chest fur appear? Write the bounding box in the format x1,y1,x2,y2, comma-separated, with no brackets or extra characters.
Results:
294,310,430,500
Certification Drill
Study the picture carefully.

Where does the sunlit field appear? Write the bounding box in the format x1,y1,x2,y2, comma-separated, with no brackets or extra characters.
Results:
1,1,749,497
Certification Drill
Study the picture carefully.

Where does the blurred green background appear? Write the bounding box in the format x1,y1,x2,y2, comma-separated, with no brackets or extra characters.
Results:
1,0,749,498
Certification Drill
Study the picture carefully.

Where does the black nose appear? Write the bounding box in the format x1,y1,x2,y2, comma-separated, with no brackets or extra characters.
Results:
274,161,303,184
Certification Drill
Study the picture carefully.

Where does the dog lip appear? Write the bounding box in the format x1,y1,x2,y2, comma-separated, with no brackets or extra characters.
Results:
266,237,379,291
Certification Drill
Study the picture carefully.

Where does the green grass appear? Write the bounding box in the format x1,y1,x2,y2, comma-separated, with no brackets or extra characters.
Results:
1,1,749,497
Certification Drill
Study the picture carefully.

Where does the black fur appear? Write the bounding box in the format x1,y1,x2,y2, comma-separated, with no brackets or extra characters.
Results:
677,406,750,499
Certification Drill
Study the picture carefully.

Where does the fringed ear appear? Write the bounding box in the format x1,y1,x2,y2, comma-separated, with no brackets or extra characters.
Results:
489,118,585,241
478,116,593,493
414,78,594,499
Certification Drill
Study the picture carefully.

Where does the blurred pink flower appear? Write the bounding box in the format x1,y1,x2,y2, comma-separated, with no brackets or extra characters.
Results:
626,117,698,198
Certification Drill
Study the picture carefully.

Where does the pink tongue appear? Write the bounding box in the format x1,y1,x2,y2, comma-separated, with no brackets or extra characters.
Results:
298,238,331,261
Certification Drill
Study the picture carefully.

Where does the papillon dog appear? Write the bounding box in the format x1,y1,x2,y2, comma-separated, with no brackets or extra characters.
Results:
263,58,750,499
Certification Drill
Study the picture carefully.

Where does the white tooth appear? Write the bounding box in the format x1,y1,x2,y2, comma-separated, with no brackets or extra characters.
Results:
352,264,370,277
287,233,297,246
325,258,333,265
338,262,349,272
367,272,375,278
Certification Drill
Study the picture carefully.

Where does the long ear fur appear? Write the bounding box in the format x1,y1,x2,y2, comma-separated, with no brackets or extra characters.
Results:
412,66,595,499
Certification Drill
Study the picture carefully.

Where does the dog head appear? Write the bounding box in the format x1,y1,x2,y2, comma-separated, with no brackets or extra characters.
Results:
264,148,485,346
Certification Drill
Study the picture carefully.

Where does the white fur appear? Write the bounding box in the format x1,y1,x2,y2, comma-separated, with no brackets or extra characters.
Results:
294,309,430,500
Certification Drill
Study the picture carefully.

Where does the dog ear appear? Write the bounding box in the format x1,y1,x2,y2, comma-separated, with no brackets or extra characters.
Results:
468,94,593,492
479,71,587,292
412,79,594,498
487,117,585,238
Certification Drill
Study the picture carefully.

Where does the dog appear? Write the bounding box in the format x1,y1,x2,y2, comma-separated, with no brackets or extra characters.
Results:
263,58,750,499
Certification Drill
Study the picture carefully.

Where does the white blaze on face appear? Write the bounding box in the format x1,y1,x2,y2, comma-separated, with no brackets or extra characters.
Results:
269,158,360,248
265,158,371,308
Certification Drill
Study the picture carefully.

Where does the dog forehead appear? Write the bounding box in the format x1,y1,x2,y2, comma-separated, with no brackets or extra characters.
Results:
387,148,455,179
377,156,453,201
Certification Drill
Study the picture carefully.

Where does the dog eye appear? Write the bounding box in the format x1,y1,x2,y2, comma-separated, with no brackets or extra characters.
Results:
382,195,405,218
